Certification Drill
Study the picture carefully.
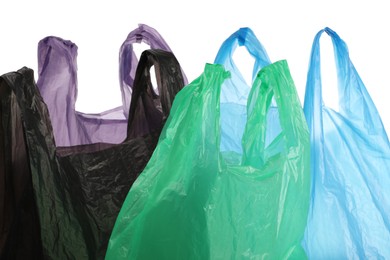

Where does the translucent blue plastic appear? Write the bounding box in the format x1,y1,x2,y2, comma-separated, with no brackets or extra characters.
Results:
213,27,275,153
302,27,390,259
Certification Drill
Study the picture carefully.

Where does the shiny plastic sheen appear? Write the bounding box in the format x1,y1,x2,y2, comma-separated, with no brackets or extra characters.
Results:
106,59,310,259
302,27,390,259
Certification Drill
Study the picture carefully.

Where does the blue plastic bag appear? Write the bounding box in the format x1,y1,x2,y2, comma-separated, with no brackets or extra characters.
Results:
302,27,390,258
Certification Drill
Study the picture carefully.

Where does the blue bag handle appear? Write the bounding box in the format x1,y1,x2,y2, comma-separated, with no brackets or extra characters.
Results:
215,27,272,153
214,27,271,85
303,27,387,141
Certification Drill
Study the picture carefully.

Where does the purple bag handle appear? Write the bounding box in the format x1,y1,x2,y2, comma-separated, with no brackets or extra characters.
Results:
37,37,78,112
36,24,187,146
119,23,188,118
37,37,92,146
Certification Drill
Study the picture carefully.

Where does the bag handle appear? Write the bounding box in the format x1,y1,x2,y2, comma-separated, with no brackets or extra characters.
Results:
214,27,271,85
120,24,188,118
126,49,185,139
303,27,385,141
242,60,307,166
37,36,78,111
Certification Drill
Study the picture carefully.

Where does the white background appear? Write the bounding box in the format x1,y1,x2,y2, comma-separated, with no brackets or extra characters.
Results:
1,0,390,133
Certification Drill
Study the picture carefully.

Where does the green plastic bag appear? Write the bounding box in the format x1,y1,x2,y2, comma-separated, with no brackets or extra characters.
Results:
106,60,310,259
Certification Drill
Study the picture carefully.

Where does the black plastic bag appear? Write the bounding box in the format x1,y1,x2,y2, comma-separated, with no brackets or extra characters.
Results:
0,49,185,259
0,79,43,259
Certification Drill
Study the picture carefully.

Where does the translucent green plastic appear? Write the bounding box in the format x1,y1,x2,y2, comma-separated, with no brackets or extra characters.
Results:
106,60,310,259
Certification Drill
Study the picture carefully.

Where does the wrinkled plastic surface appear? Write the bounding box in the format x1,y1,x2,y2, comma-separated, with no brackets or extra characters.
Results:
302,27,390,258
213,27,273,154
37,23,187,147
0,78,43,259
0,49,185,259
106,60,310,259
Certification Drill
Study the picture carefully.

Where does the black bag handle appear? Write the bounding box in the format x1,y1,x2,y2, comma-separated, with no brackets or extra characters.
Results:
120,24,188,118
126,49,185,139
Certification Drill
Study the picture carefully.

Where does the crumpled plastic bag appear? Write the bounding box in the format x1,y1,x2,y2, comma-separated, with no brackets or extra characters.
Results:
302,27,390,259
0,48,185,259
106,29,310,258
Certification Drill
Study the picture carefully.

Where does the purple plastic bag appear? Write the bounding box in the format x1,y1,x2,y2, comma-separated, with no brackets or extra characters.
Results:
37,23,187,146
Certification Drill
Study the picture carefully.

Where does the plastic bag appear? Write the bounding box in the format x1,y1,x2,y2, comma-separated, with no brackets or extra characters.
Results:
106,58,311,258
0,78,43,259
302,27,390,258
213,27,272,153
37,23,187,146
0,49,185,259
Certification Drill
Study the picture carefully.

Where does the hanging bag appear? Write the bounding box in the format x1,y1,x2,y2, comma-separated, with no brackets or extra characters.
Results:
106,28,311,259
0,49,185,259
302,27,390,258
37,23,187,146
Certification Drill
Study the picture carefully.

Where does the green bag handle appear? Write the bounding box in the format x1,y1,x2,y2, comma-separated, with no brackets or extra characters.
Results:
242,60,307,167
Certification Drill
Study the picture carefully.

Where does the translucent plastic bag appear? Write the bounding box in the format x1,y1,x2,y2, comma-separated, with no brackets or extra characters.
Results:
37,23,187,146
213,27,272,153
0,49,185,259
106,57,310,259
302,27,390,258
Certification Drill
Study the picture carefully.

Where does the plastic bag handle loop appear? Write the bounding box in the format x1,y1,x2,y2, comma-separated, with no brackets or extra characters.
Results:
303,27,351,155
304,27,385,141
304,27,345,114
242,60,306,165
37,37,78,108
119,24,188,118
214,27,271,83
126,49,185,139
304,27,349,138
